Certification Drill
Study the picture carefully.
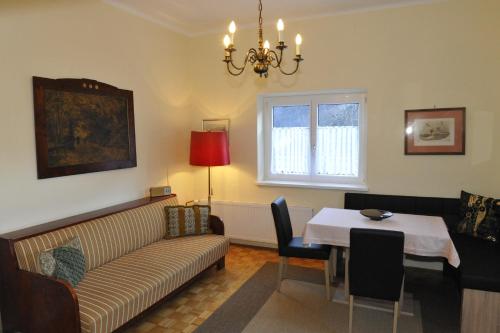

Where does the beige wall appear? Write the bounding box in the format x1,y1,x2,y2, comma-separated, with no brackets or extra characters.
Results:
0,0,193,233
188,0,500,212
1,0,499,233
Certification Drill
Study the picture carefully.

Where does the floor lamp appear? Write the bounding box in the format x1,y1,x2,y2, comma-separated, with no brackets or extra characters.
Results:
189,131,230,206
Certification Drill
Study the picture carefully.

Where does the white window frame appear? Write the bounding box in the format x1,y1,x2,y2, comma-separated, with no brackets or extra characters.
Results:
257,89,368,191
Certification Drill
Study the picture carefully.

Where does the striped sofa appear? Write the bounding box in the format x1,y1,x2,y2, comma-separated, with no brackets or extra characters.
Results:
0,195,230,333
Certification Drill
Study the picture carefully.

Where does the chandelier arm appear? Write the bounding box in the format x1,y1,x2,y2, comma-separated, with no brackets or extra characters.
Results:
248,48,258,60
226,61,246,76
267,50,282,68
227,56,246,71
278,59,302,76
227,48,259,71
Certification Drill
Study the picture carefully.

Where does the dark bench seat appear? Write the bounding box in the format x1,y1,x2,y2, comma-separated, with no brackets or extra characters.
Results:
451,233,500,292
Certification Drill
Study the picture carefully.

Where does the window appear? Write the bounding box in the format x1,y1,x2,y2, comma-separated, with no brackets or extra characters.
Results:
257,90,367,190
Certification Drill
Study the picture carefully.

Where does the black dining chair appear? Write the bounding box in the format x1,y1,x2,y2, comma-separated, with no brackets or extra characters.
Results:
271,196,334,300
348,228,405,333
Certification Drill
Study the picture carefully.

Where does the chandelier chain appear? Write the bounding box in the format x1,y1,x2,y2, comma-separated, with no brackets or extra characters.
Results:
258,0,263,47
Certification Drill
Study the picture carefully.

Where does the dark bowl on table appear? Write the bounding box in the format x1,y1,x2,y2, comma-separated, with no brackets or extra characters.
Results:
360,209,393,221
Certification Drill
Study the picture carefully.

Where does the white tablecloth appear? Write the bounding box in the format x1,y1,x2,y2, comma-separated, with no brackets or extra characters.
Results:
303,208,460,267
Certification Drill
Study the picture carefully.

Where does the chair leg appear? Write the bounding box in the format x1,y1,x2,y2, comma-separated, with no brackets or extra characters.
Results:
344,248,350,300
283,256,288,277
393,301,399,333
399,276,405,315
324,260,331,300
331,247,337,279
348,295,354,333
277,256,286,292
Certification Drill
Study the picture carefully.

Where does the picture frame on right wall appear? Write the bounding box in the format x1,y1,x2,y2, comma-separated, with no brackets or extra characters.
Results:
405,107,466,155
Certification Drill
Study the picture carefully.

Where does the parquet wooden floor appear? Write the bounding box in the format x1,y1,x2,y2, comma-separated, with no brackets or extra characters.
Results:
124,244,324,333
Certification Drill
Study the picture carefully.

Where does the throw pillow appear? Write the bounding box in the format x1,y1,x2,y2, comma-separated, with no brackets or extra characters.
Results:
38,237,86,287
165,205,211,238
456,190,500,242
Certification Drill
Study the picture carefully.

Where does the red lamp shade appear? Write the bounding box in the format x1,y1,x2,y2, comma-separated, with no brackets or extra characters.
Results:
190,131,230,166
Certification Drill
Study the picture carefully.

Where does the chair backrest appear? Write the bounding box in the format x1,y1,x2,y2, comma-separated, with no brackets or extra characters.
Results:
349,228,405,301
271,197,293,255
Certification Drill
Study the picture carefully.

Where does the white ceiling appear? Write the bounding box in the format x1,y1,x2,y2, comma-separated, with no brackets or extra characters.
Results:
104,0,441,37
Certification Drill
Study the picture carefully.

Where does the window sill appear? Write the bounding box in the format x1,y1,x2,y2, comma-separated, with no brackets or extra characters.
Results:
256,180,368,191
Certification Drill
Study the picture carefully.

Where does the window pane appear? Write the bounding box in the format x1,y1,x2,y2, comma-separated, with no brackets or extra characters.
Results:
316,103,359,176
273,105,310,127
271,105,310,175
318,103,359,126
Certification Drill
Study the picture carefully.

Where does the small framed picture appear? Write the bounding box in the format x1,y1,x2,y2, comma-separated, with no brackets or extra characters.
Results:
405,107,465,155
202,118,230,133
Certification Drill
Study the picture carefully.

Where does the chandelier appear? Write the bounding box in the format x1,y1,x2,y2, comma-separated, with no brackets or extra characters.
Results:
222,0,303,78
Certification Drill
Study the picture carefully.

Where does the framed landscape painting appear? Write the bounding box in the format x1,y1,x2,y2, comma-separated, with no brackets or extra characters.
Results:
33,76,137,179
404,107,465,155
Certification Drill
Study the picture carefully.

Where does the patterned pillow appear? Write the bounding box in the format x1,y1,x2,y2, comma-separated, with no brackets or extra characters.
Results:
38,237,86,287
165,205,211,238
456,191,500,242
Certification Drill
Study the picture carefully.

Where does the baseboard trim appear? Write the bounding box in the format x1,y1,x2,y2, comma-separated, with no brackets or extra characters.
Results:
229,238,277,249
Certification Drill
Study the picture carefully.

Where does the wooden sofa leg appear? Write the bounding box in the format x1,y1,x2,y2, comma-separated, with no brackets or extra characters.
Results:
216,257,225,270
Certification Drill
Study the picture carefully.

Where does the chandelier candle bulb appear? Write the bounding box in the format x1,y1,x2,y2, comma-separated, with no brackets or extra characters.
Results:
295,34,302,55
263,40,270,53
223,35,231,57
277,19,284,42
229,21,236,44
223,34,231,52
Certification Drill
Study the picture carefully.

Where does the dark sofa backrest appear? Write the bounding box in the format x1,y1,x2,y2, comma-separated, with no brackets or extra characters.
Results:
344,193,461,217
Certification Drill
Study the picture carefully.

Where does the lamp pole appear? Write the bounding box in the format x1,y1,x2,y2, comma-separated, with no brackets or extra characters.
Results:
208,166,212,207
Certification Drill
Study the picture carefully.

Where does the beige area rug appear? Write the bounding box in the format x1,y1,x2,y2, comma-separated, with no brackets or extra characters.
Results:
242,279,423,333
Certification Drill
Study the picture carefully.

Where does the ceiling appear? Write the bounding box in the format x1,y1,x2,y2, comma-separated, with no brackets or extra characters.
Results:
104,0,440,37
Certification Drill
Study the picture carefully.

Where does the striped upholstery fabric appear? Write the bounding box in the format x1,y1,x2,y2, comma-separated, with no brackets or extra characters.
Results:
14,197,179,273
76,235,230,333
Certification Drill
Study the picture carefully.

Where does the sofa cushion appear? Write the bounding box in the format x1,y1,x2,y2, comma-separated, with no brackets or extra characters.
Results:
165,205,211,238
456,191,499,242
451,233,500,292
75,234,230,333
39,237,86,287
14,196,179,273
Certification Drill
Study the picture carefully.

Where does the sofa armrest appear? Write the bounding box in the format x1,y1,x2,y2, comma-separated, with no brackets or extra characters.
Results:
210,215,225,235
2,269,81,333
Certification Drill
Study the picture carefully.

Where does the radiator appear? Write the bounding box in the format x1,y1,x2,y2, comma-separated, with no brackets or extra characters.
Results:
211,200,313,247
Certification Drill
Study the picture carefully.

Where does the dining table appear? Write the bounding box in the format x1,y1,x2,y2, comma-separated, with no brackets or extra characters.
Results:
302,207,460,299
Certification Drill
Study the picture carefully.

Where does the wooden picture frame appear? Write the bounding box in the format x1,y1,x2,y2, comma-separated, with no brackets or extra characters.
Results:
33,76,137,179
202,118,230,141
202,118,230,132
404,107,465,155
